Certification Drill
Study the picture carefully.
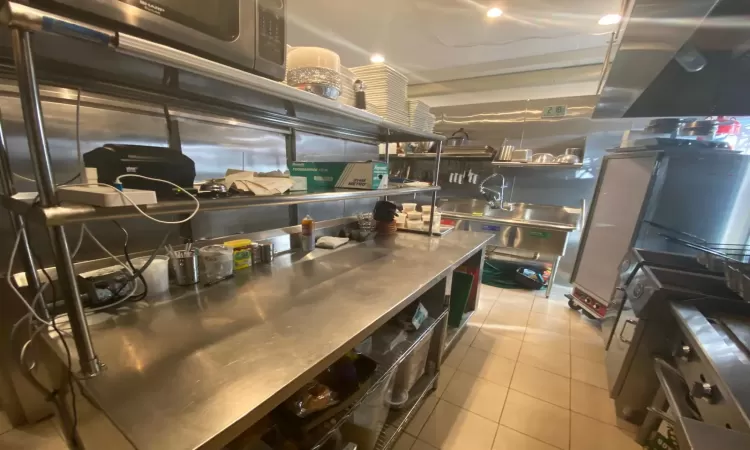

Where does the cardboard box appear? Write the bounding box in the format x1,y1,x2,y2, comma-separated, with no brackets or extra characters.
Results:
288,162,389,190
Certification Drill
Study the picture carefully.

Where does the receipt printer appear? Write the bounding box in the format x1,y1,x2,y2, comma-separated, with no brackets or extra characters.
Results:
83,144,196,198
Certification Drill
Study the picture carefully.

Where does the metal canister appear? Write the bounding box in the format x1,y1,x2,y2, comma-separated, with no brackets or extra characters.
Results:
260,243,274,263
169,251,199,286
251,243,261,266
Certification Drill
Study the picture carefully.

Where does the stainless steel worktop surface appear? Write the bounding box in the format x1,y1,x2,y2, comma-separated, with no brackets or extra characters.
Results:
56,231,491,450
439,198,581,232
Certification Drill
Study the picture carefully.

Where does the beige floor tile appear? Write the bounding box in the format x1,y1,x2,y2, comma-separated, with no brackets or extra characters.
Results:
523,329,570,354
472,327,523,360
418,400,498,450
570,412,641,450
481,321,528,342
0,411,13,435
493,425,560,450
571,356,608,389
443,343,470,368
518,342,571,377
570,317,603,344
456,324,480,348
0,419,66,450
442,371,509,422
406,393,439,436
484,306,531,328
469,308,490,326
531,298,578,320
510,362,571,408
570,380,618,426
496,290,536,307
535,286,571,300
411,439,439,450
392,432,416,450
500,390,570,450
570,337,606,363
527,313,570,336
458,347,516,387
479,285,504,302
501,288,537,300
436,365,457,398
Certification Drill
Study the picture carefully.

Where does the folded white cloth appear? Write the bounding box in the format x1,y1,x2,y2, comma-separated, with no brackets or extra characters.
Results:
315,236,350,249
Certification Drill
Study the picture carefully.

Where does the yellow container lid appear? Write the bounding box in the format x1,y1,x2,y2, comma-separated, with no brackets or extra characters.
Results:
223,239,253,249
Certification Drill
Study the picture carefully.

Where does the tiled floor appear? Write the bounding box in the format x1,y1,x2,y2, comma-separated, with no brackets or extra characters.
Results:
0,410,66,450
395,285,641,450
0,285,641,450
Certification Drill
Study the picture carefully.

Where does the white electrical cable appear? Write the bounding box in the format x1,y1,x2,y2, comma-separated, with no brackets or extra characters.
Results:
6,228,51,326
66,177,200,225
81,224,132,273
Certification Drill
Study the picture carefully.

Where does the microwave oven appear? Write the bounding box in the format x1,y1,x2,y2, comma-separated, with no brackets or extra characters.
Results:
25,0,287,80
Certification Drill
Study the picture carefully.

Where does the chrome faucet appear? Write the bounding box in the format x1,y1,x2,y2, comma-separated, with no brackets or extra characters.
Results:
479,173,512,210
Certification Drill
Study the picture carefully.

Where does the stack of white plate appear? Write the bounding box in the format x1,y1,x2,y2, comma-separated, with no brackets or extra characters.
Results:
350,64,409,126
408,100,433,132
338,67,356,107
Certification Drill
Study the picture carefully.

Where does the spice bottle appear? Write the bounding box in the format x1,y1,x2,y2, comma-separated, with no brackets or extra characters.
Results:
301,214,315,251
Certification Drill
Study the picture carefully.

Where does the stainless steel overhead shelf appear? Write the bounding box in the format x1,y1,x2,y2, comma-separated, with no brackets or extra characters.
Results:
1,186,440,226
491,162,584,168
395,153,494,161
0,2,444,143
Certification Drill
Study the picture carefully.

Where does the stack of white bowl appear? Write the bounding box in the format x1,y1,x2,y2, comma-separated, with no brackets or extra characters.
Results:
286,47,342,100
350,64,409,125
408,100,433,132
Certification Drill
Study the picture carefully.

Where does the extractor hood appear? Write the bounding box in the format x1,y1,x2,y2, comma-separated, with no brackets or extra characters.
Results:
594,0,750,118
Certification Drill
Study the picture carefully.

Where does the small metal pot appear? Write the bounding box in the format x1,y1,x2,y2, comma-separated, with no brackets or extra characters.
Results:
446,128,469,147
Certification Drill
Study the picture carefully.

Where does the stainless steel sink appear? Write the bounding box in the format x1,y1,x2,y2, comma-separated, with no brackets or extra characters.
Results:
439,198,581,232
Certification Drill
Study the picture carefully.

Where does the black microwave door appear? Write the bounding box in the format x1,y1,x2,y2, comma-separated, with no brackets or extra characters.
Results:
118,0,239,41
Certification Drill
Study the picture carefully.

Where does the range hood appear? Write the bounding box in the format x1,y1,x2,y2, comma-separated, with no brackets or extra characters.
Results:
594,0,750,118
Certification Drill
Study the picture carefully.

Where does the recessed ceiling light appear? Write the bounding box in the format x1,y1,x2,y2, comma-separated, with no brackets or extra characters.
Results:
487,7,503,18
370,53,385,64
598,14,621,25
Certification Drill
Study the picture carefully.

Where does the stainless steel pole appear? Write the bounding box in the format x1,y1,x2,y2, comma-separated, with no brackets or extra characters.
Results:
0,110,44,301
11,29,101,376
428,140,443,234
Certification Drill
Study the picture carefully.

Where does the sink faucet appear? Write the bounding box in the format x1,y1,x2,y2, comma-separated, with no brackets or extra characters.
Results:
479,173,512,210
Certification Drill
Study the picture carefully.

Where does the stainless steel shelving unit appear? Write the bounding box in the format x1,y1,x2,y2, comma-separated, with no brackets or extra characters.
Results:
3,185,440,226
0,0,445,382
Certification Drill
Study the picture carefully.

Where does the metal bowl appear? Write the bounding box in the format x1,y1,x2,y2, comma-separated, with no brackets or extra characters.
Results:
531,153,554,163
553,154,580,164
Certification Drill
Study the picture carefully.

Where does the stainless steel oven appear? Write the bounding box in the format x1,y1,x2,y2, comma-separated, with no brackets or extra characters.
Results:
25,0,287,80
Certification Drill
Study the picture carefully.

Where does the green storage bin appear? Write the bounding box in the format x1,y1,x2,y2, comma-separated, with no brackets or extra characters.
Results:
449,271,474,327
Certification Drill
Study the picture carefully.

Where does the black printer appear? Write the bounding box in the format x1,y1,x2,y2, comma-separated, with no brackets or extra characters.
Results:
83,144,196,199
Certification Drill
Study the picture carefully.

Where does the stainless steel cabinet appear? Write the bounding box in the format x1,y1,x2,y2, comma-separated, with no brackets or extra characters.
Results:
606,299,638,393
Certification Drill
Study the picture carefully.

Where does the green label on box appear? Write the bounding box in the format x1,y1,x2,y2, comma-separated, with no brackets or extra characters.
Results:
529,231,551,239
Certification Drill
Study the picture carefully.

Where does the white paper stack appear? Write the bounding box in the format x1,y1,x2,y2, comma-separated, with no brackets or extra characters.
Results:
338,66,356,107
350,64,409,126
408,100,434,132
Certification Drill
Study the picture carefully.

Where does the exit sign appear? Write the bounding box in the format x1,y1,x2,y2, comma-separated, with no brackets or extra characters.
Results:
542,105,567,118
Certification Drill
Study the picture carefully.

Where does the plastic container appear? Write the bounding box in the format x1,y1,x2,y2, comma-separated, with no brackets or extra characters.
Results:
421,205,435,215
341,369,396,450
391,326,434,401
423,212,442,232
223,239,253,270
402,202,417,212
199,245,234,283
130,255,169,296
394,213,406,227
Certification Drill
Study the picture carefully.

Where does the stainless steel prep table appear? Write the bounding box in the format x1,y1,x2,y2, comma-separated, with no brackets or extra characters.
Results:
46,231,492,450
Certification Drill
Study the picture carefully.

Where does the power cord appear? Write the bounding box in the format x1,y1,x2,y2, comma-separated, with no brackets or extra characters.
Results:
65,177,200,225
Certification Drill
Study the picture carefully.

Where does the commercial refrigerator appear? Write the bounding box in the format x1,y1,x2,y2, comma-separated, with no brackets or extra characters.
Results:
569,139,750,320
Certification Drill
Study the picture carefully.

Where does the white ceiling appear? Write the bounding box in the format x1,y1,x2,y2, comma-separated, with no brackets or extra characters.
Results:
287,0,623,84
